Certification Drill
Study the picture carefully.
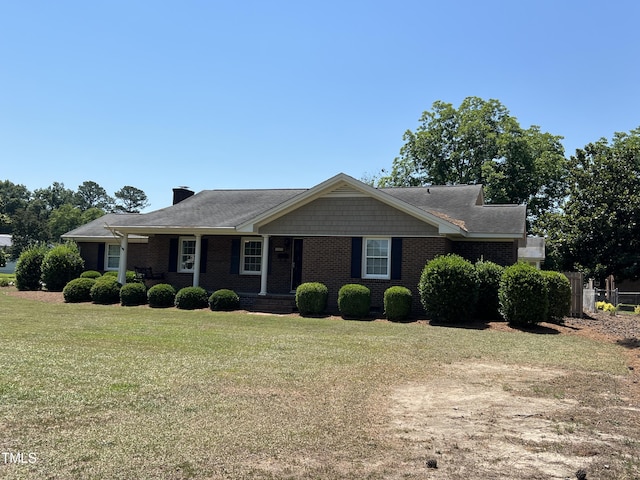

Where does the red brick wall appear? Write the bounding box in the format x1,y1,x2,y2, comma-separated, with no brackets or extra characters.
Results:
451,240,518,266
301,236,451,315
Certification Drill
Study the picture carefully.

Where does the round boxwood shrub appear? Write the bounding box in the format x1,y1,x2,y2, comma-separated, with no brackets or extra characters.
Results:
15,244,48,291
120,282,147,306
338,284,371,319
541,270,571,323
175,286,209,310
475,260,504,321
384,286,412,322
418,254,478,323
295,282,328,316
499,263,549,326
90,275,122,304
80,270,102,279
103,270,138,283
147,283,177,308
209,289,240,311
63,277,96,303
41,243,85,292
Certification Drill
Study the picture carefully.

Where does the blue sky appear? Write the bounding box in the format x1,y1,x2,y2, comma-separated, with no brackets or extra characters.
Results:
2,0,639,212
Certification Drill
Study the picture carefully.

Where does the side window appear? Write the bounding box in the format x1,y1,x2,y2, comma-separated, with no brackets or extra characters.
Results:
363,238,390,279
241,237,263,274
105,243,120,270
178,237,196,272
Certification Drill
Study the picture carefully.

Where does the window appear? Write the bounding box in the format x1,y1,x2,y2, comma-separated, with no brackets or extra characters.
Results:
178,237,196,273
363,238,390,279
241,237,263,274
105,243,120,270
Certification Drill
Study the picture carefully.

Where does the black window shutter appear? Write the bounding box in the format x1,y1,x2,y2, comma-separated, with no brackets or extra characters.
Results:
168,238,178,272
230,239,240,274
199,238,208,274
97,243,105,271
391,237,403,280
351,237,362,278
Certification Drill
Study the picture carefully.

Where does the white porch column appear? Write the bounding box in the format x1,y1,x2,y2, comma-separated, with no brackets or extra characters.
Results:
259,235,270,295
193,234,202,287
117,233,128,285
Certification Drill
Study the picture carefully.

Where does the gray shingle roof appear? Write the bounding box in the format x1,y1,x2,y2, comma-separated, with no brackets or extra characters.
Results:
66,174,525,238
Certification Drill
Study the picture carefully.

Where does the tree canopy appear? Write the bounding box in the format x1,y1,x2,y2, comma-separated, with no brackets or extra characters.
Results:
377,97,568,226
0,180,149,258
538,128,640,281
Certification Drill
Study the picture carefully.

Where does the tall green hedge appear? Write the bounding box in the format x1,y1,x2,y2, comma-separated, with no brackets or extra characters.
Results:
15,244,48,291
499,263,549,326
418,254,478,323
541,270,572,322
475,260,504,321
41,243,85,292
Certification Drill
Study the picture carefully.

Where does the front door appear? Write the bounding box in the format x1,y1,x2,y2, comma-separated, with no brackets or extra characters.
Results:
291,238,303,291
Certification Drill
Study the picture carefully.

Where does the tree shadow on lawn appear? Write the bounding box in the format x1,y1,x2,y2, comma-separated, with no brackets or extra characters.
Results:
428,318,492,331
507,323,562,335
616,337,640,349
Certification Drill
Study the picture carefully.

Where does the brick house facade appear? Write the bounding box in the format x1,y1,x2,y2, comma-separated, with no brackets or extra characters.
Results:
64,173,525,316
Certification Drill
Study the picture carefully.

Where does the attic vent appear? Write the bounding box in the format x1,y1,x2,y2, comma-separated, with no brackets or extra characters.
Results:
325,184,366,197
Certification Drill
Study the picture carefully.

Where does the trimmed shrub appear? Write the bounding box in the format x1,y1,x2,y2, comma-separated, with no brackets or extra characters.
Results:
475,260,504,321
90,275,122,304
338,284,371,319
541,271,571,323
63,277,96,303
175,286,209,310
15,244,48,291
384,286,412,322
0,249,6,268
418,254,478,323
209,289,240,311
148,283,176,308
80,270,102,279
120,282,147,306
41,243,85,292
499,263,549,326
295,282,328,316
103,270,138,283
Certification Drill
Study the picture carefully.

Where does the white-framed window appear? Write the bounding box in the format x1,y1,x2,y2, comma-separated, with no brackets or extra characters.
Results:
105,243,120,271
363,237,391,279
178,237,196,273
241,237,263,275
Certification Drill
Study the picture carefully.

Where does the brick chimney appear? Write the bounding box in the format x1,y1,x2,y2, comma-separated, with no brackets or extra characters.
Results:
172,187,194,205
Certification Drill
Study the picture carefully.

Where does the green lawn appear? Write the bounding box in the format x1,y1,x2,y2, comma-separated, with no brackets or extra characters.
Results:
0,290,632,479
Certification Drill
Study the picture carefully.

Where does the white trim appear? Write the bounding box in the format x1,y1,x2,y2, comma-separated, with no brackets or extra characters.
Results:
117,234,128,285
178,236,197,273
240,237,263,275
259,235,269,295
362,237,391,280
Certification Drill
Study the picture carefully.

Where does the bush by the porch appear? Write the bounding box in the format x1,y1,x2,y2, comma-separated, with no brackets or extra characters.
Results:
209,289,240,311
147,283,176,308
15,244,48,291
80,270,102,279
383,286,412,322
541,270,571,323
175,286,209,310
295,282,328,316
419,254,478,323
120,282,147,306
90,276,122,304
41,243,85,292
499,263,548,326
475,260,504,321
63,277,96,303
103,270,138,283
338,284,371,319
